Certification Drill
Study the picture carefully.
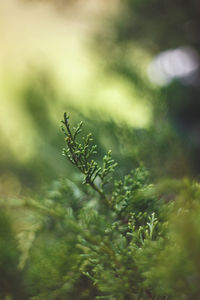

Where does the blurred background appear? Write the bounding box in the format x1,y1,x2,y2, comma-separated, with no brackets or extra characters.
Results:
1,0,200,199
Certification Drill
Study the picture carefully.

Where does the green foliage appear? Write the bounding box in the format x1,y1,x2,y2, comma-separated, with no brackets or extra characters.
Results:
61,113,117,205
25,114,168,299
145,180,200,300
0,211,27,299
17,114,163,299
2,113,200,300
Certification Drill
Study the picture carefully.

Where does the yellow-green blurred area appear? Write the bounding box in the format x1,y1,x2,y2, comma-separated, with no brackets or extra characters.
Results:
0,0,154,197
1,0,200,197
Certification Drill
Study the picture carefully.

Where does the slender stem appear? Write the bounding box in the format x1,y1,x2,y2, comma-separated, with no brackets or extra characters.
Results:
89,181,112,208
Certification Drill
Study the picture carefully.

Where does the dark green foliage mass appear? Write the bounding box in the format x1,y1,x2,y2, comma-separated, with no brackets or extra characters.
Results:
11,114,196,299
1,114,200,299
0,211,27,299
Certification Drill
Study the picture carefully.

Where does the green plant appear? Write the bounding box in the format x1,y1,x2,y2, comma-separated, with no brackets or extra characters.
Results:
61,112,117,206
10,113,200,300
59,113,168,299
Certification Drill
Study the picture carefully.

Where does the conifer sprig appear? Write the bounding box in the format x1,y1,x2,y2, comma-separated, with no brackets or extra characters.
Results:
61,113,117,207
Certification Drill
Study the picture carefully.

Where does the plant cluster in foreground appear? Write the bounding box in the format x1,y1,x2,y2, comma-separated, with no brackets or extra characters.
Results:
1,113,200,300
